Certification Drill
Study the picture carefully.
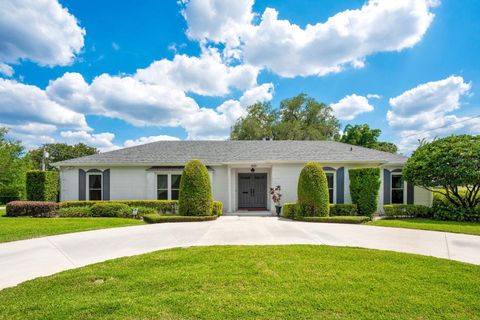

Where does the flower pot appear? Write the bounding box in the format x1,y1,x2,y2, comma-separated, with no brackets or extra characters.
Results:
275,205,282,216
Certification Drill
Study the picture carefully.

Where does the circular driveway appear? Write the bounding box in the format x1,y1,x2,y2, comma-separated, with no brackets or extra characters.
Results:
1,216,479,289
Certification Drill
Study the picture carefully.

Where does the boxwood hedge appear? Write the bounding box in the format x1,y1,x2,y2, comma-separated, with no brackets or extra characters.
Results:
348,168,380,217
26,170,59,202
178,159,213,216
297,162,329,217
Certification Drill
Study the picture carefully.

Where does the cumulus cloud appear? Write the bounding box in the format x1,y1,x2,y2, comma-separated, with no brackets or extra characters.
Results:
135,49,258,96
0,63,14,77
387,76,480,152
123,135,181,148
60,130,117,152
183,0,437,77
331,94,374,120
0,78,89,130
0,0,85,70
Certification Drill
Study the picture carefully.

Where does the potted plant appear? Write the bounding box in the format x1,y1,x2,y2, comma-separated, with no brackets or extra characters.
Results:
270,185,282,216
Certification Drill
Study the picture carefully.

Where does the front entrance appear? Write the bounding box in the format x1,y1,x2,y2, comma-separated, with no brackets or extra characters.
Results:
238,173,267,209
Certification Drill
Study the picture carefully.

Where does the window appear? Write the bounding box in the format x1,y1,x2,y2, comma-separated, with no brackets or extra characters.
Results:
88,173,102,200
157,174,168,200
391,174,404,204
171,174,181,200
326,172,334,204
157,173,182,200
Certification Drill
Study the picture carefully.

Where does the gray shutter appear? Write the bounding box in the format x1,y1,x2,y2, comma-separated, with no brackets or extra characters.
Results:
102,169,110,200
407,182,414,204
383,169,391,205
336,167,344,204
79,169,86,200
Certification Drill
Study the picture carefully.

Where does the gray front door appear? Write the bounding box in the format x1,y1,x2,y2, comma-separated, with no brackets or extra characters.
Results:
238,173,267,208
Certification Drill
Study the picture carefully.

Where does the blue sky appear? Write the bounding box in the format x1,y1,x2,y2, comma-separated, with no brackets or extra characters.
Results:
0,0,479,153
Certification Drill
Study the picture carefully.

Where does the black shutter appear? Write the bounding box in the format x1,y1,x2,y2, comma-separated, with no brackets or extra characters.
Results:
383,169,391,205
336,167,344,204
102,169,110,200
407,182,414,204
79,169,86,200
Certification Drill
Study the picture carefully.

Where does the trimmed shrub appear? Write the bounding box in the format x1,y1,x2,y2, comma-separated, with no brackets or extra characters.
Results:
57,206,93,217
26,171,59,202
143,214,217,224
178,159,213,216
431,192,480,222
282,202,298,219
329,204,357,216
6,201,58,217
60,200,178,214
133,206,158,216
297,162,329,217
348,168,380,217
296,216,370,224
91,203,131,218
383,205,431,219
212,201,223,216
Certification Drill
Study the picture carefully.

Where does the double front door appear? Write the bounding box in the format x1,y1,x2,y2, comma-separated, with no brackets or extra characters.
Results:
238,173,267,209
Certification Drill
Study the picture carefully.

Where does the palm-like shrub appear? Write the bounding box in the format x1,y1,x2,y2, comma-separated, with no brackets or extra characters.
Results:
178,159,213,216
297,162,329,217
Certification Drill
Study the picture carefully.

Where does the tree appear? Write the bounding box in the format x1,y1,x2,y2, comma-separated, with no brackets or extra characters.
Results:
340,124,398,153
403,135,480,209
230,94,340,141
0,127,31,202
27,143,98,171
178,159,213,216
297,162,329,217
230,102,277,140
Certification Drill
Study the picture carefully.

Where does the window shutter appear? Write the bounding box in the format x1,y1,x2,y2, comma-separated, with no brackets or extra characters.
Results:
103,169,110,200
383,169,391,205
336,167,344,204
407,182,414,204
79,169,86,200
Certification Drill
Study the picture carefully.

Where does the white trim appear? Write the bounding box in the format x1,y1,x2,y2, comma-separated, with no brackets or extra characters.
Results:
324,170,336,204
86,172,103,201
390,172,406,204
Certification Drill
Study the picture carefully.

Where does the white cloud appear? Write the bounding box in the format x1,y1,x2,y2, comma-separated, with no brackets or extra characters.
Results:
181,83,274,139
182,0,254,58
387,75,479,153
112,42,120,51
183,0,437,78
60,130,117,152
331,94,374,120
135,49,258,96
0,63,14,77
124,135,181,148
367,93,381,99
0,0,85,70
0,78,89,130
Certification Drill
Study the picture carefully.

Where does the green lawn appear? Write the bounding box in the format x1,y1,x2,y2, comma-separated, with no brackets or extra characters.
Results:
0,246,479,320
0,216,144,243
0,208,5,217
368,218,480,236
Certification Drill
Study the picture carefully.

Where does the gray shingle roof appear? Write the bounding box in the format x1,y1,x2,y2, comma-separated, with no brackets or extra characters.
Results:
53,140,407,166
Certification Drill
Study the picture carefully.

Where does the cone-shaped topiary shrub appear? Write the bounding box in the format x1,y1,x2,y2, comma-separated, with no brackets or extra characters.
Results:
348,168,380,217
178,159,213,216
297,162,329,217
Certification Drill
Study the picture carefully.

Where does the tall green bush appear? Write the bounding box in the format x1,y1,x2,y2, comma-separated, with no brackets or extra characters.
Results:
348,168,380,217
297,162,329,217
178,159,213,216
26,170,59,202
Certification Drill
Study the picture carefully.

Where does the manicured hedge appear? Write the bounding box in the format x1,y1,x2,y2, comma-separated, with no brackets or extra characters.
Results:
297,162,329,217
91,203,131,218
6,201,59,217
348,168,380,217
26,171,59,202
60,200,178,214
282,202,298,219
143,214,217,224
178,160,213,216
330,204,357,216
383,205,431,219
212,201,223,216
431,192,480,222
57,206,93,217
296,216,370,224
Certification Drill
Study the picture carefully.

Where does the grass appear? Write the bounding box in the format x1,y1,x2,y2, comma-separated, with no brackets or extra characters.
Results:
0,216,145,243
296,215,370,224
0,208,5,217
368,218,480,236
0,245,479,319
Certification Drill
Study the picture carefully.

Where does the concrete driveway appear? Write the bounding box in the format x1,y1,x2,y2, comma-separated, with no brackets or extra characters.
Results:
1,216,479,290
